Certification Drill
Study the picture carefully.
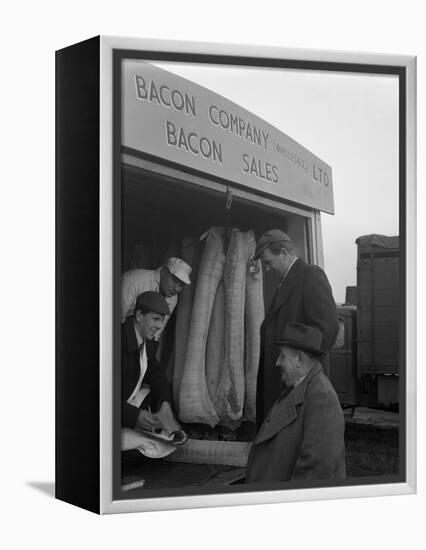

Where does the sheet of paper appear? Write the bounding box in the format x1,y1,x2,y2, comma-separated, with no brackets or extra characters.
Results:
121,427,176,458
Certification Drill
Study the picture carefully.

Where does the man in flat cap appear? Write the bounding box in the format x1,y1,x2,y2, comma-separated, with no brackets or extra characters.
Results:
121,258,192,337
254,229,338,427
246,323,345,483
121,291,186,444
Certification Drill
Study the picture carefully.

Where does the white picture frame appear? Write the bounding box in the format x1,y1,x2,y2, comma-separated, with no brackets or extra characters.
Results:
56,36,416,514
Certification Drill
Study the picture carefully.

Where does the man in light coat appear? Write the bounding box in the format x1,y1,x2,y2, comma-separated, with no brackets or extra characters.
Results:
254,229,339,427
246,322,346,483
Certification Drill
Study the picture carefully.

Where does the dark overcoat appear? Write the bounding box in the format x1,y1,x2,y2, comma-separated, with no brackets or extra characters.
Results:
256,258,338,426
121,318,172,428
247,363,346,483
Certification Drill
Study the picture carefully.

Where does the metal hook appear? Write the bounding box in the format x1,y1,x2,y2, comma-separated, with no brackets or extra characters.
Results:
223,188,234,253
225,188,233,211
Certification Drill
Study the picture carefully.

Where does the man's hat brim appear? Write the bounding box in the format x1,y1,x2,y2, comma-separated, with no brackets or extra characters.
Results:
135,291,170,316
253,241,270,261
273,339,324,356
254,230,293,260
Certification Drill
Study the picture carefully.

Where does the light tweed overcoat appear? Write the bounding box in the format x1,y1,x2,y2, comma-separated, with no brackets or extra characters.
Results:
247,362,346,483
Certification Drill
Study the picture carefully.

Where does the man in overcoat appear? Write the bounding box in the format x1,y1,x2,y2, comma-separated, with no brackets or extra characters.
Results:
246,322,346,483
254,229,339,426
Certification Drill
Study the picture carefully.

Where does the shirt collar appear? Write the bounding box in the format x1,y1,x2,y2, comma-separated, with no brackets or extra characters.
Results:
292,374,307,388
284,256,298,279
278,256,298,285
133,322,144,347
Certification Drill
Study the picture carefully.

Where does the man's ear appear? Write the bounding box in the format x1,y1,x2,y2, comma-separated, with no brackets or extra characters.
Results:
135,309,143,323
280,247,288,258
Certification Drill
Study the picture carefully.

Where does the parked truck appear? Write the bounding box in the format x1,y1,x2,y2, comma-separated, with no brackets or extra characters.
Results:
329,234,400,410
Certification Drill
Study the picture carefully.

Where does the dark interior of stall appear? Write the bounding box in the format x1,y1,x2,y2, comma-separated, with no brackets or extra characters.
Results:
121,163,295,287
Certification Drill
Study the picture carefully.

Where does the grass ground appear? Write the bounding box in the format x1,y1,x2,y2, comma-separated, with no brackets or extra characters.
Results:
344,422,399,477
185,419,401,478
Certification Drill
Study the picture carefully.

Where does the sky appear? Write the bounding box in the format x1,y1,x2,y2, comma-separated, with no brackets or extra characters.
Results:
151,61,399,303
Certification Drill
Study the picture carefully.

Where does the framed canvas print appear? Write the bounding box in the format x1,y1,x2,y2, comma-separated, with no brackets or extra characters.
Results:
55,36,416,514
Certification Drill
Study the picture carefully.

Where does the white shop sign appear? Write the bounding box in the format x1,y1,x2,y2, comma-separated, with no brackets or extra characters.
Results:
122,60,334,214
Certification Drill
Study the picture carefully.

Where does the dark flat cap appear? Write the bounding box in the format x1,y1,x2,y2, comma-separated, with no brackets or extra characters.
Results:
135,291,170,316
254,229,293,260
274,322,323,356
